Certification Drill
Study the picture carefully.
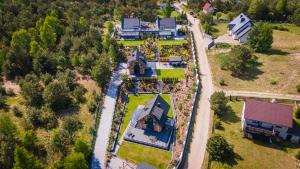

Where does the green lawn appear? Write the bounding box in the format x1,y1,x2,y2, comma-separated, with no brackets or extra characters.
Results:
211,100,300,169
171,11,180,18
211,22,227,38
157,69,185,80
117,94,174,168
117,40,144,47
119,94,173,138
117,141,172,169
157,40,188,46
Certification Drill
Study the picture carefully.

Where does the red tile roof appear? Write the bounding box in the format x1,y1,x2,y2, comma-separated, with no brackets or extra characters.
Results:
244,99,293,128
203,2,212,10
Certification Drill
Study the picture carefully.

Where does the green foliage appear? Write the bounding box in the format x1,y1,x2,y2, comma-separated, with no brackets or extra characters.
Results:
13,146,43,169
207,135,234,162
39,12,62,49
106,21,114,34
63,153,88,169
163,0,172,18
20,74,43,107
203,22,211,34
248,0,269,20
220,45,255,75
198,12,213,25
295,108,300,119
248,23,273,52
102,33,111,52
22,130,38,152
210,91,229,117
74,139,92,160
91,53,111,88
62,116,83,142
214,118,223,130
0,115,18,169
216,12,222,20
43,81,71,111
296,84,300,93
295,151,300,160
72,86,87,103
292,8,300,26
215,42,231,49
109,44,117,63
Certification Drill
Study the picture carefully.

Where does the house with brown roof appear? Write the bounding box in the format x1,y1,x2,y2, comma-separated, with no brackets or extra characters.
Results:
202,2,215,14
241,99,300,143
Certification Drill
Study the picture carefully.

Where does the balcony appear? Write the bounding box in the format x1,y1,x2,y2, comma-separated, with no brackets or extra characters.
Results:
245,124,274,136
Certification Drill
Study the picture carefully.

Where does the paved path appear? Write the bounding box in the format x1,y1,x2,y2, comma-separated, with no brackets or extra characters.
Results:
223,90,300,101
175,3,215,168
91,63,127,169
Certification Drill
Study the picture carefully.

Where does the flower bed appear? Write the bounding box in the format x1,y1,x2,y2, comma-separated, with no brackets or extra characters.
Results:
140,38,157,61
159,43,191,61
138,79,159,92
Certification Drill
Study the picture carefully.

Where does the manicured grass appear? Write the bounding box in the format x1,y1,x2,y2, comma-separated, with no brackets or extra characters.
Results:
117,40,144,47
157,69,185,80
117,141,172,169
157,40,188,46
211,22,227,38
212,101,300,169
119,94,174,138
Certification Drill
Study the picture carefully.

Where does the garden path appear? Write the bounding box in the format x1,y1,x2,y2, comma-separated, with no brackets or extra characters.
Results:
91,63,127,169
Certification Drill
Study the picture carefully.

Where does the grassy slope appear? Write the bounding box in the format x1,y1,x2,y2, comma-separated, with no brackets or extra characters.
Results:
157,69,185,80
211,101,300,169
117,94,174,168
208,23,300,94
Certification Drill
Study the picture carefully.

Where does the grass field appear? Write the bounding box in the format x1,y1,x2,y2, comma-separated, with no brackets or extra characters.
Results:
207,23,300,94
117,40,144,47
211,22,227,38
157,40,188,46
117,141,172,169
211,101,300,169
157,69,185,80
118,94,173,138
117,94,173,168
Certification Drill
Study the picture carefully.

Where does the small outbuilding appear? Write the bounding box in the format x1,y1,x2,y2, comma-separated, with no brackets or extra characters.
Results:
203,2,215,14
169,56,183,66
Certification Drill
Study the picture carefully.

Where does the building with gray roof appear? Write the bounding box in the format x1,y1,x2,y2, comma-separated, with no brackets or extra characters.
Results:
228,13,253,43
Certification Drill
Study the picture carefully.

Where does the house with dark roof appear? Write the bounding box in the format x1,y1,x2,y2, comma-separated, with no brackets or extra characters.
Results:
127,48,147,75
119,17,178,39
228,13,252,43
157,17,177,39
119,18,141,39
241,99,300,143
136,95,170,132
202,2,215,14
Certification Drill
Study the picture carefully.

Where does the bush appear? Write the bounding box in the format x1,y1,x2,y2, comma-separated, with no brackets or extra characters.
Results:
295,151,300,160
210,91,229,117
12,106,22,117
295,108,300,119
215,42,231,49
296,84,300,93
219,79,226,86
207,135,234,162
270,80,278,85
214,118,222,130
271,25,289,31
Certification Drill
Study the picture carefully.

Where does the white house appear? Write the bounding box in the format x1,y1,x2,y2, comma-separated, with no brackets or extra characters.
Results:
241,99,300,143
227,13,252,43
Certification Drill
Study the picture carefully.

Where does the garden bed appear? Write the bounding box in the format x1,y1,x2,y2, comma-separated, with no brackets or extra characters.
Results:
159,43,191,61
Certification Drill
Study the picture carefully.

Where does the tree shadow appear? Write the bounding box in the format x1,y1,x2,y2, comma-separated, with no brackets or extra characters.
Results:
232,59,264,81
220,106,240,124
262,49,290,56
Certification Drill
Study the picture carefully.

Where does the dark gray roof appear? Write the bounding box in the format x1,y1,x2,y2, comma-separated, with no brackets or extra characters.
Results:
169,56,182,62
158,17,176,29
138,95,170,125
136,163,156,169
128,48,147,66
122,18,140,29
